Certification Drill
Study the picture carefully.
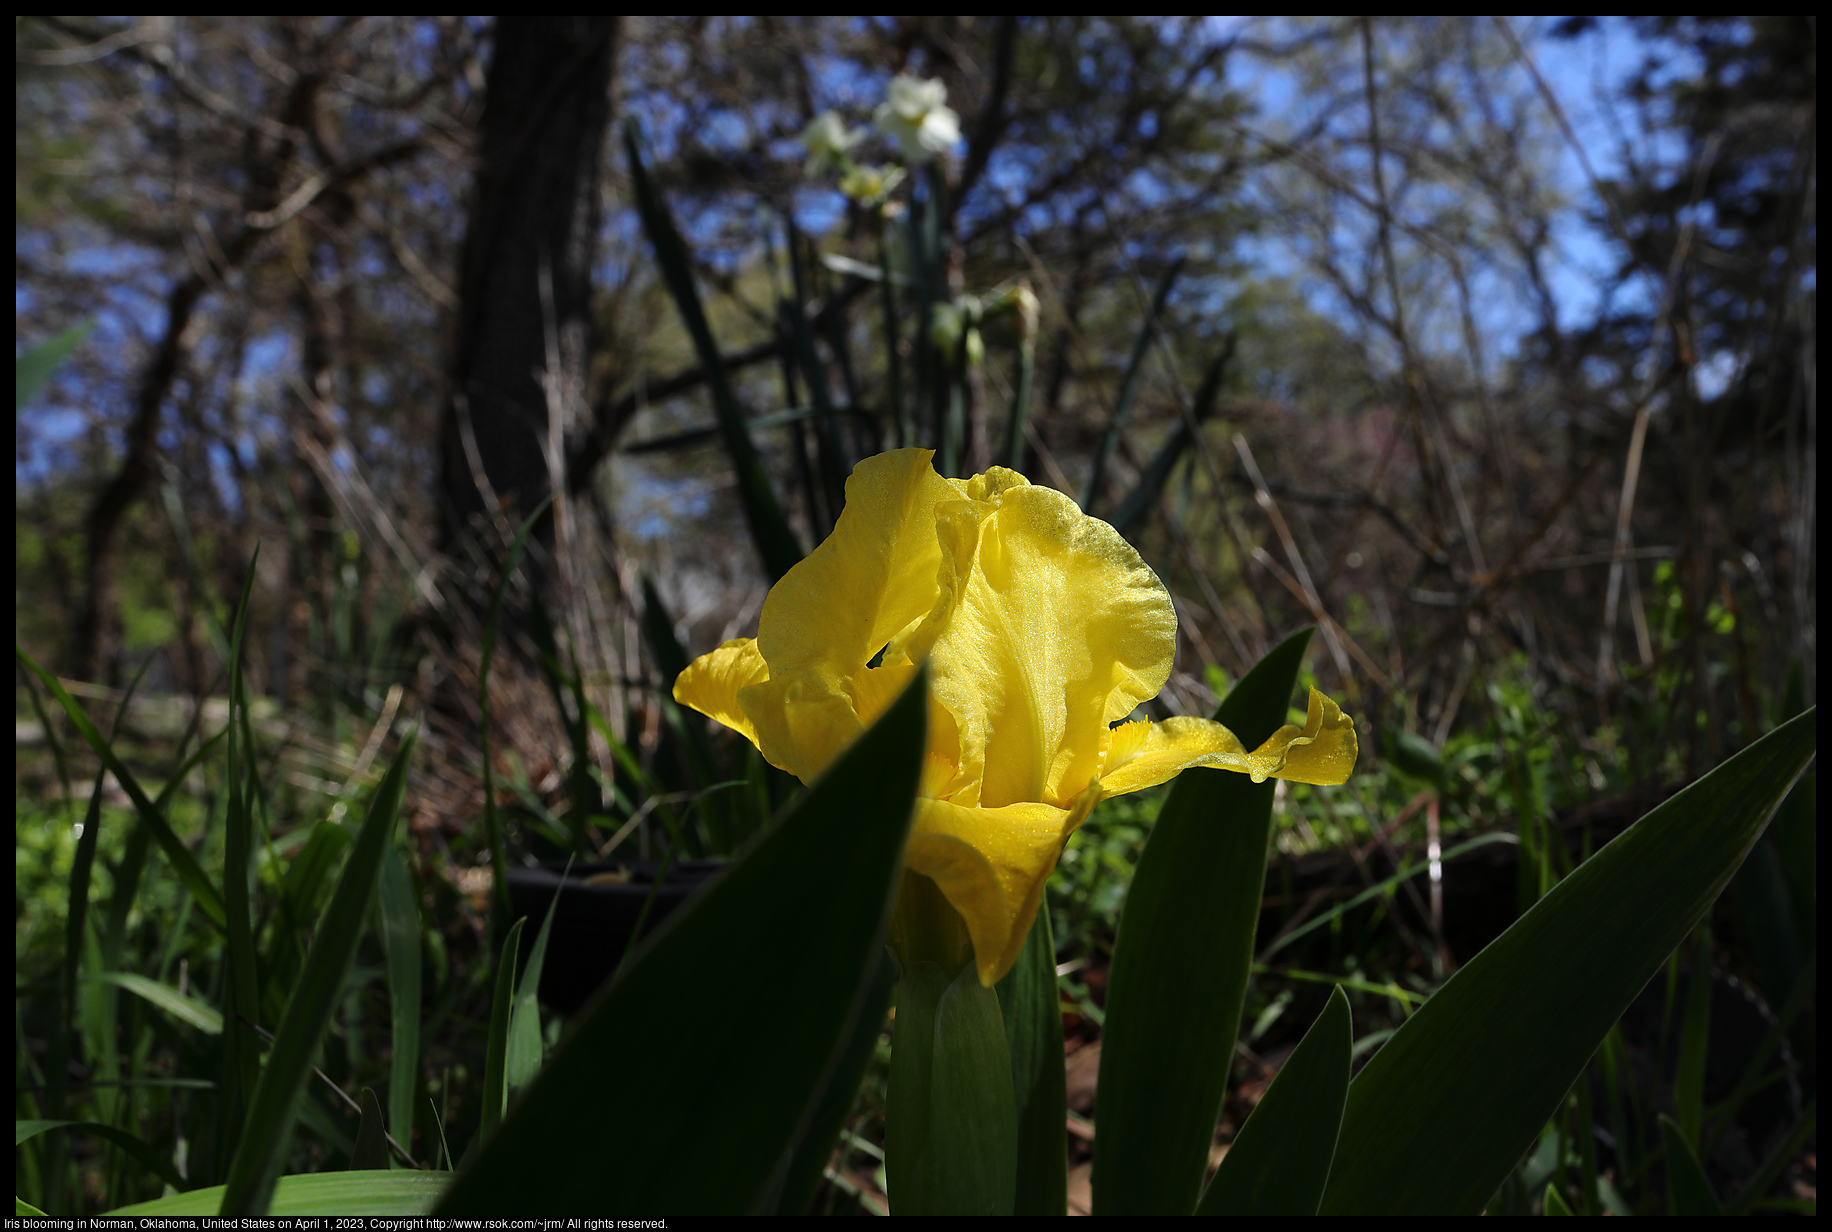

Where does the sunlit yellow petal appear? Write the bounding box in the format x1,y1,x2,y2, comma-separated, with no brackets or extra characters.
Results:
906,784,1100,986
927,482,1176,810
1097,715,1249,796
741,449,959,777
1270,687,1359,785
1098,687,1358,792
672,638,769,752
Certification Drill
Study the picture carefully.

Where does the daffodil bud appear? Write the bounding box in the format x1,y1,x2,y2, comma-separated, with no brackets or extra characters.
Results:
799,109,863,179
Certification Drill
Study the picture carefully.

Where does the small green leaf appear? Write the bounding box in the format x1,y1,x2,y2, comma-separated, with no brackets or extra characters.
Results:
1319,708,1816,1214
1543,1182,1575,1215
351,1089,391,1171
1093,628,1313,1215
80,972,223,1035
440,667,927,1216
1198,986,1351,1215
1661,1114,1723,1215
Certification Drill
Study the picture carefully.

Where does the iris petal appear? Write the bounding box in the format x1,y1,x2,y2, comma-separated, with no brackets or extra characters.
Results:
1098,687,1359,795
738,450,959,778
672,638,769,753
926,481,1176,810
907,784,1100,986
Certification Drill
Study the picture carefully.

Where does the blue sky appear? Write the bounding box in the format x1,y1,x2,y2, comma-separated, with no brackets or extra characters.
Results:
17,18,1687,490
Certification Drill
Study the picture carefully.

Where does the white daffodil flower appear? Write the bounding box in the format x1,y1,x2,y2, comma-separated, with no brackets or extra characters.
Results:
874,74,961,163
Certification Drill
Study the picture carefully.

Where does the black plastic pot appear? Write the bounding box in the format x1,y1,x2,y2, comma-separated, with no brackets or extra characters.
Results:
504,859,725,1015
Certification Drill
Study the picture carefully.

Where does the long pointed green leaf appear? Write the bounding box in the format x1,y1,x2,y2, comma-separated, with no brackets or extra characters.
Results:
222,551,263,1166
1110,337,1231,538
1093,628,1314,1214
624,120,801,581
81,973,223,1035
15,1120,188,1194
440,668,927,1216
1319,708,1816,1214
219,732,418,1216
15,649,226,929
772,951,895,1214
481,917,526,1140
507,862,569,1103
377,845,422,1160
996,905,1067,1214
107,1172,449,1217
1082,256,1184,514
1197,986,1351,1215
1660,1114,1723,1215
351,1089,391,1171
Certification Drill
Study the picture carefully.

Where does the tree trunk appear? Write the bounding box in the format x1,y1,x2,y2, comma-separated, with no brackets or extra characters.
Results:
438,16,618,609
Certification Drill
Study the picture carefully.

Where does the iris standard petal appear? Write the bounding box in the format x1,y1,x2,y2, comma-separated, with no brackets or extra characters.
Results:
906,785,1100,986
672,638,769,753
740,449,960,777
927,481,1177,810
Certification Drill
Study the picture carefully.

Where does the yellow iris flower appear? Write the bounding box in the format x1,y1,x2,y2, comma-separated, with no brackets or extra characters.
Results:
675,449,1357,985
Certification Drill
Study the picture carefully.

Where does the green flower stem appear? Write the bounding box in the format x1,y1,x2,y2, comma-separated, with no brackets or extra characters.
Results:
887,875,1018,1215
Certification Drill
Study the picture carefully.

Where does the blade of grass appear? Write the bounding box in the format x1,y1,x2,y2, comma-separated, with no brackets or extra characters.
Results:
1660,1114,1723,1214
80,973,223,1035
15,650,226,928
479,917,526,1146
50,652,155,1211
376,845,422,1163
479,494,555,927
218,730,417,1216
507,860,569,1104
220,551,263,1175
15,1120,188,1194
1093,627,1313,1215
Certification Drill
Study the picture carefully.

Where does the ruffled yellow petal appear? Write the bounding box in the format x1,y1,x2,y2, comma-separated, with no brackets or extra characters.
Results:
926,481,1177,810
741,449,960,779
905,784,1101,986
1098,687,1358,794
1271,687,1359,785
672,638,770,753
